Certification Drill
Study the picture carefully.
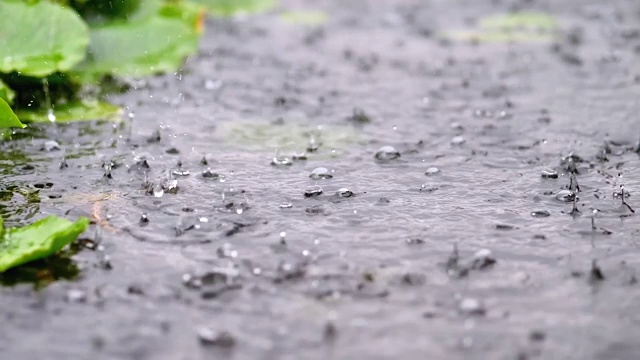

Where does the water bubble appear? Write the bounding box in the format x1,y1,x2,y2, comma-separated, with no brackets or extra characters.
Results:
202,170,224,181
336,188,354,197
470,249,496,269
531,210,551,218
304,185,323,198
541,168,558,179
172,169,190,176
310,167,333,179
65,289,86,303
271,156,293,166
197,328,236,347
152,184,164,197
459,298,485,315
451,136,465,145
374,146,400,161
279,202,293,208
43,140,60,152
555,190,575,202
425,167,441,176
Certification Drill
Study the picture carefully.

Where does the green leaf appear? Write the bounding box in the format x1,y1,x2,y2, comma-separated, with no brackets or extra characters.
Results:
0,216,89,273
15,100,122,123
191,0,276,16
75,2,204,78
0,0,90,77
0,97,24,128
280,10,328,26
0,80,15,105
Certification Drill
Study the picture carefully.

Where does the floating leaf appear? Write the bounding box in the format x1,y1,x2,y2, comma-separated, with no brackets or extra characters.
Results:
0,216,89,272
0,0,90,77
75,2,204,78
191,0,276,16
0,80,15,105
280,10,328,26
440,12,558,44
15,100,122,123
0,98,24,129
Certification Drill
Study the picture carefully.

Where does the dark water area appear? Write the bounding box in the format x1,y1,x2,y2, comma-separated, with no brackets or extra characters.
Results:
2,0,640,359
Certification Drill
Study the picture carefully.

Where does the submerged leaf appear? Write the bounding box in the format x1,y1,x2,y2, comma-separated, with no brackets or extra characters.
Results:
0,98,24,129
0,80,15,105
0,1,90,77
0,216,89,272
75,2,204,78
192,0,276,16
15,100,122,123
280,10,328,26
440,12,558,44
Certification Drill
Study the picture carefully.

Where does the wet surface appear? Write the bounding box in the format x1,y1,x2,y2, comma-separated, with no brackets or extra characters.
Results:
2,0,640,359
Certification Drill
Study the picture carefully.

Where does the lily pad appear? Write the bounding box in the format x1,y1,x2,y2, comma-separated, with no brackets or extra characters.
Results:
0,80,15,105
0,0,90,77
280,10,328,26
0,216,89,272
191,0,276,16
0,98,24,129
440,12,558,44
76,2,204,78
15,100,122,123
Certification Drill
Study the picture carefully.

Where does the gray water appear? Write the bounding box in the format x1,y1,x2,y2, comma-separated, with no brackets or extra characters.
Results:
2,0,640,359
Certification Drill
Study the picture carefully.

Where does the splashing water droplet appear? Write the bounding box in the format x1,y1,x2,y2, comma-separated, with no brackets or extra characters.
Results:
304,185,323,198
153,184,164,197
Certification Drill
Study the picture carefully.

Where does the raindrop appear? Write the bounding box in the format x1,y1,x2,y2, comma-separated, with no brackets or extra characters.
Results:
139,214,149,226
271,156,293,166
43,140,60,152
59,158,68,169
335,188,354,197
451,136,466,145
279,202,293,209
531,210,550,218
304,185,323,198
425,167,440,176
459,298,485,316
306,138,320,153
279,231,287,244
309,167,333,179
65,289,86,303
374,146,400,161
197,328,236,347
470,249,496,269
540,168,558,179
555,190,575,202
152,184,164,197
172,169,190,177
200,156,208,166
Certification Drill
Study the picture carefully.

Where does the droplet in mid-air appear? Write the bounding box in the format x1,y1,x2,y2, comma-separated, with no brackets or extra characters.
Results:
310,167,333,179
374,146,400,161
152,184,164,198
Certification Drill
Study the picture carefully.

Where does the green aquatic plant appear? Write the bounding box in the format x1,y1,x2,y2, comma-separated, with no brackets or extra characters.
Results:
0,216,89,272
0,0,205,124
191,0,276,16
